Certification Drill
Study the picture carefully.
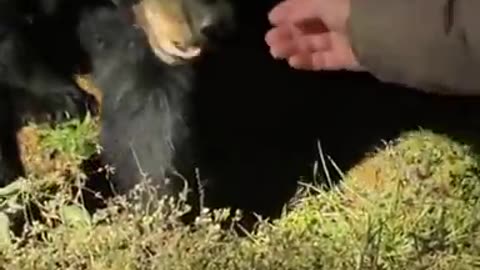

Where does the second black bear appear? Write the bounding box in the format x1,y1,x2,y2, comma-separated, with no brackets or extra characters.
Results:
0,0,97,187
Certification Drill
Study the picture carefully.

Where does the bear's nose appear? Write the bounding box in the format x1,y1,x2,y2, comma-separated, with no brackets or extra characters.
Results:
199,15,230,41
199,16,216,38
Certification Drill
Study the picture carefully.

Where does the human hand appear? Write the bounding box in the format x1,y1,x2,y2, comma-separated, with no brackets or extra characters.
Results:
265,0,363,71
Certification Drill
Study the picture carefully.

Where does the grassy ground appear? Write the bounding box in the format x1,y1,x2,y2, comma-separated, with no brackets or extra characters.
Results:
1,81,480,269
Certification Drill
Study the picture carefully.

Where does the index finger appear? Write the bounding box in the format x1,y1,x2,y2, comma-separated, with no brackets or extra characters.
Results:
268,0,303,25
268,0,322,25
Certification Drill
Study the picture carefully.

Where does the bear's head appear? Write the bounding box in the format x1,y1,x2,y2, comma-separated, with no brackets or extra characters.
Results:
121,0,235,65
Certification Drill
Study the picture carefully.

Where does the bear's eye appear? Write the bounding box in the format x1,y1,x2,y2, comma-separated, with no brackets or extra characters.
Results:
128,40,136,49
95,34,106,49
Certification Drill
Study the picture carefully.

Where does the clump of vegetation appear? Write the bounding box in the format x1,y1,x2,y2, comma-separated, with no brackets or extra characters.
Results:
0,116,100,253
268,131,480,269
1,118,480,269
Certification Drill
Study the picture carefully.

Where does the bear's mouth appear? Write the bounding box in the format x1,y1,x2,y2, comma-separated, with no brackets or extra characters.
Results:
132,1,205,65
149,39,203,65
159,41,202,61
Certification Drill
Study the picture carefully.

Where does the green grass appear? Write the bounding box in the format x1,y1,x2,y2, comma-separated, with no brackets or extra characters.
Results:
1,119,480,270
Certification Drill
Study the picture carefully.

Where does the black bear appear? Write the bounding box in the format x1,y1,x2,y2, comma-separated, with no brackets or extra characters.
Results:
75,0,235,217
0,0,97,187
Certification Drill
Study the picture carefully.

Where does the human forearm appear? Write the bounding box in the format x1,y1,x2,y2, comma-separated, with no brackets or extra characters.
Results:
349,0,480,95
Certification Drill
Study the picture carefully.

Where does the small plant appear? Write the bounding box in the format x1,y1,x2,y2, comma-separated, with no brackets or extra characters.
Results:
38,113,100,160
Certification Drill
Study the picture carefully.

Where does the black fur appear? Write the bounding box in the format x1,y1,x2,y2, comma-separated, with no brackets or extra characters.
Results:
78,5,197,201
0,88,24,187
71,1,237,222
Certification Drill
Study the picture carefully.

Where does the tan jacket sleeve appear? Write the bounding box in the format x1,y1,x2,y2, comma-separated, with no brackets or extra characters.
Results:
348,0,480,95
